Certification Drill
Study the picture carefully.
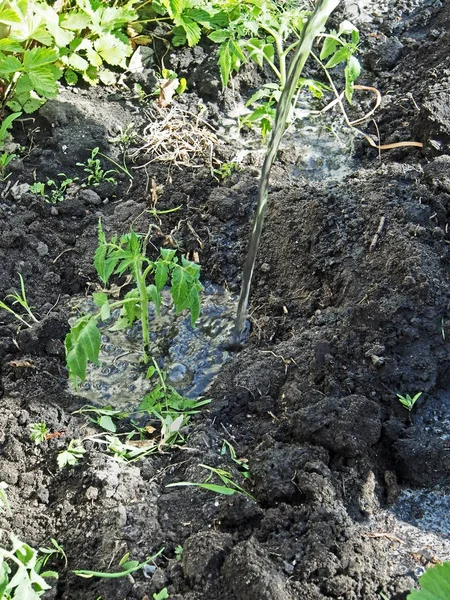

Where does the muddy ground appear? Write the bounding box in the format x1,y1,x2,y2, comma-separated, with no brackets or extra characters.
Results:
1,0,450,598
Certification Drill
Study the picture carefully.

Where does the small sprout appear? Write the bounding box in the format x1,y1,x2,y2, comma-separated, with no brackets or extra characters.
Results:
30,422,49,445
175,545,183,561
153,588,169,600
76,147,118,186
396,392,422,412
57,440,86,469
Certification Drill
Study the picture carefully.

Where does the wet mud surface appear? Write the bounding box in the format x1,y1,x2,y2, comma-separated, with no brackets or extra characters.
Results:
1,0,450,598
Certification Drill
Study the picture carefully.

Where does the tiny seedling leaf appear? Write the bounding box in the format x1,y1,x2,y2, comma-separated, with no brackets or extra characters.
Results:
407,562,450,599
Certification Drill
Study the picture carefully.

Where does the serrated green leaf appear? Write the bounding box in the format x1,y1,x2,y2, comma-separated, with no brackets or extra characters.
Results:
208,29,230,43
60,11,91,30
78,318,101,365
0,52,22,75
175,16,201,47
0,38,23,52
171,264,192,312
68,52,89,71
94,32,132,67
28,67,59,97
408,563,450,599
155,261,169,291
0,8,21,25
22,47,59,70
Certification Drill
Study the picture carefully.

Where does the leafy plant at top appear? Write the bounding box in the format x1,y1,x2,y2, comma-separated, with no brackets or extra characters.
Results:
407,562,450,599
148,0,361,136
0,0,141,114
65,219,202,386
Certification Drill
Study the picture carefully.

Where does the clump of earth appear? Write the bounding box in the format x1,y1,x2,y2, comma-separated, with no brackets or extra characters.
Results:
1,0,450,599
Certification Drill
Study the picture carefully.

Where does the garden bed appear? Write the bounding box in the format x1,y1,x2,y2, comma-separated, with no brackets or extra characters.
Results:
1,0,450,598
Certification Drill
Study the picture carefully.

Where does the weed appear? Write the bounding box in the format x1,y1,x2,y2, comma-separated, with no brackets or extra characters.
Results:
30,174,78,203
397,392,422,412
76,147,118,186
37,539,67,571
74,547,164,579
30,422,50,445
0,273,39,329
57,439,86,468
0,152,16,180
213,161,241,180
65,219,202,386
220,439,251,479
167,463,255,500
153,589,169,600
174,545,183,561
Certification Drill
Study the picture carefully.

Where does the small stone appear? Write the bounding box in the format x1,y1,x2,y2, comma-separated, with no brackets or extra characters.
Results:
50,207,59,216
261,263,271,273
371,355,385,368
85,486,99,500
36,242,49,257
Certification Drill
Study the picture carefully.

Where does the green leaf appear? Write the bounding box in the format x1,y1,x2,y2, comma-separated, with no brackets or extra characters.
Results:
325,46,351,69
218,40,231,88
94,33,132,67
67,52,89,71
27,67,59,97
64,69,78,85
98,415,116,433
0,7,21,25
171,264,192,312
175,16,201,47
187,285,200,326
321,36,338,61
78,317,101,365
147,284,161,316
60,11,91,31
408,563,450,599
155,261,169,291
0,52,22,75
0,38,23,52
344,55,360,103
208,29,230,43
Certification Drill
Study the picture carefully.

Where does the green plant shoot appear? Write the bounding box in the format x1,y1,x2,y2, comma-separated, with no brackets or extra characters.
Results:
65,220,202,386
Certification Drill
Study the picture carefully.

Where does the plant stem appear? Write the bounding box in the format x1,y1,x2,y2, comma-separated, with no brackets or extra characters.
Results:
136,262,150,363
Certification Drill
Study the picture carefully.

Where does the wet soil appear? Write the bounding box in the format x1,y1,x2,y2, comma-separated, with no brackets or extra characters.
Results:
1,0,450,598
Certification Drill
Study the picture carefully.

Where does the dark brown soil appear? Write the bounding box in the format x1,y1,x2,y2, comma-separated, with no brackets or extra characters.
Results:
1,1,450,599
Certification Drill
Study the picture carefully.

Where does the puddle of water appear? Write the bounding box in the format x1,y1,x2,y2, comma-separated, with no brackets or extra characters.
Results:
69,284,242,408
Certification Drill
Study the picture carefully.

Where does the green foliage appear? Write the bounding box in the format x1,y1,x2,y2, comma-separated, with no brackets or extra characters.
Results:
407,562,450,599
66,220,203,386
0,0,139,113
57,439,86,468
0,150,16,180
0,533,58,599
29,422,49,445
76,147,118,186
0,273,39,329
154,588,169,600
30,174,78,203
74,547,164,579
149,0,361,136
166,463,254,499
397,392,422,412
